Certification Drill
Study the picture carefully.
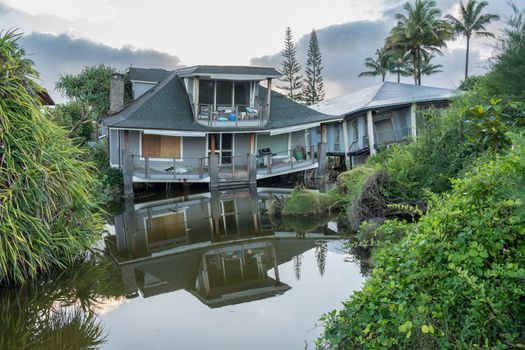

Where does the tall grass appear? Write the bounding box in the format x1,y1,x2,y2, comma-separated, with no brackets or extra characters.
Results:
0,29,104,285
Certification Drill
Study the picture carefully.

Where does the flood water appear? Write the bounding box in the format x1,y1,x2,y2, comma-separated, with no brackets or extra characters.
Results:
0,188,367,350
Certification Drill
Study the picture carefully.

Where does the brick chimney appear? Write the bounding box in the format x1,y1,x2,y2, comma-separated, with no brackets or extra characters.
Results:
109,73,125,114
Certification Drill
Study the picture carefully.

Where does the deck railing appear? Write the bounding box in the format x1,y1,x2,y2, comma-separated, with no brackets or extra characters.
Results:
256,145,317,175
129,145,319,181
195,101,269,127
217,155,250,181
132,155,208,180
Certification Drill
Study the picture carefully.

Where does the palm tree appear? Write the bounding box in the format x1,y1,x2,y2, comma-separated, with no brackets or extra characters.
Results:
389,50,412,83
386,0,452,85
445,0,499,80
406,51,443,84
358,48,392,82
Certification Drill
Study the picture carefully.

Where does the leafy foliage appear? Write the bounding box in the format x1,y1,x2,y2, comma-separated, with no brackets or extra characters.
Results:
318,132,525,349
358,48,392,82
385,0,452,85
371,96,525,203
49,100,95,145
483,3,525,98
0,29,103,285
280,187,336,216
445,0,499,80
55,64,122,122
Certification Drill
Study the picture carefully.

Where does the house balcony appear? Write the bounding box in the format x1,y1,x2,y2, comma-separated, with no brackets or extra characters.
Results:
128,145,319,184
195,101,269,128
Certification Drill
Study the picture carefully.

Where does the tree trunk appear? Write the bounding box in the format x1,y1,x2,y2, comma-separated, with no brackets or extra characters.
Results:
412,50,418,85
382,73,385,82
417,49,422,86
397,70,400,83
465,35,470,81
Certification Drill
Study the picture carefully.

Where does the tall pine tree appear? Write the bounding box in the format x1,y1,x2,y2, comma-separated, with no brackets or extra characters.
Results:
301,30,325,105
277,27,303,101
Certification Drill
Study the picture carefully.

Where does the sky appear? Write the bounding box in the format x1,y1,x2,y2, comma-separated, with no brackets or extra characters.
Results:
0,0,514,102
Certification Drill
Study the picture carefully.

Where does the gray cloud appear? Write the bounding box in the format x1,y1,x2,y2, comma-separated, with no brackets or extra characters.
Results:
253,0,512,99
17,32,182,102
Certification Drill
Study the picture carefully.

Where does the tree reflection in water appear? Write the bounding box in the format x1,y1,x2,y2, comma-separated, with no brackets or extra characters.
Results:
0,249,125,350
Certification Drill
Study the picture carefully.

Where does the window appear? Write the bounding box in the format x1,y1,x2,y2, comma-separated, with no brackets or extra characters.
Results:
234,82,250,106
374,119,395,146
208,134,233,165
199,80,214,105
142,134,181,158
216,81,233,106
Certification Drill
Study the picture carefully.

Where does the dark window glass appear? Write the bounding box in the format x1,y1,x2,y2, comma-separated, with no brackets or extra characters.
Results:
222,134,232,150
234,82,250,106
216,81,233,106
199,80,214,105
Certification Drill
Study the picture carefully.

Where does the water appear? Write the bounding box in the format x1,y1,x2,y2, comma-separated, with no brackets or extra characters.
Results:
0,188,367,350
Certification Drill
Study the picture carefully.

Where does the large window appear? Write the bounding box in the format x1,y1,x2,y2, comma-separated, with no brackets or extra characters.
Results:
199,80,214,105
374,118,395,146
216,81,233,106
234,82,250,106
198,80,252,108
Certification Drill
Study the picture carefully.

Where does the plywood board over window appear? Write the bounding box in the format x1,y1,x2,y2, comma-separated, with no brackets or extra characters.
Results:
142,134,181,158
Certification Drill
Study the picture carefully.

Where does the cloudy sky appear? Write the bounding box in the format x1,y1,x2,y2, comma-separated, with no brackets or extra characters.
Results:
0,0,513,102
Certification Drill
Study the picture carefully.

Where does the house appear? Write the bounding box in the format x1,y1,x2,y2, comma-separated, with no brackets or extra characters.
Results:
103,66,339,193
312,82,457,167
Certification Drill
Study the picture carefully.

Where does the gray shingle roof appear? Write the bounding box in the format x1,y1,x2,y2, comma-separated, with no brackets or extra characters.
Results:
103,72,335,132
128,67,172,83
175,65,281,79
312,81,457,117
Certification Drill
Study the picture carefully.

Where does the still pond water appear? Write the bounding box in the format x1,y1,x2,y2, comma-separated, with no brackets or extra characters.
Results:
1,188,368,350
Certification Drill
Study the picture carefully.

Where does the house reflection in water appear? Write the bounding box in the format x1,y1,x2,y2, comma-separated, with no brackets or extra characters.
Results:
107,188,337,307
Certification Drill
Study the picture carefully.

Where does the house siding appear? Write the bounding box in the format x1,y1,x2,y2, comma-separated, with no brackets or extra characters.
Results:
234,133,250,156
132,81,156,99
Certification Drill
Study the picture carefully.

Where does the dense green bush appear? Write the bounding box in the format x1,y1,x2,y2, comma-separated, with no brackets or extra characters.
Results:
0,30,103,285
317,133,525,349
89,142,123,204
279,187,337,216
371,97,525,203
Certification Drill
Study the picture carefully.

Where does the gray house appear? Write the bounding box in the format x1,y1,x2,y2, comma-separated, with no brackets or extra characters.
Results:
103,66,339,192
312,82,457,167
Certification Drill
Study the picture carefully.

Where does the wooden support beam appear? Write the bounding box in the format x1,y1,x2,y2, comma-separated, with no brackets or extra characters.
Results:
249,133,255,154
210,134,216,155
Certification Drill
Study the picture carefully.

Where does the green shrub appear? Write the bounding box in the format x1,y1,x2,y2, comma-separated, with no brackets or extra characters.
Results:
371,96,525,203
0,30,103,285
317,133,525,349
280,187,337,216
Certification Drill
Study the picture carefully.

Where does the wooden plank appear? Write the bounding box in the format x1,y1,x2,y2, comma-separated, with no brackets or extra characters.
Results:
160,136,181,158
142,134,161,157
